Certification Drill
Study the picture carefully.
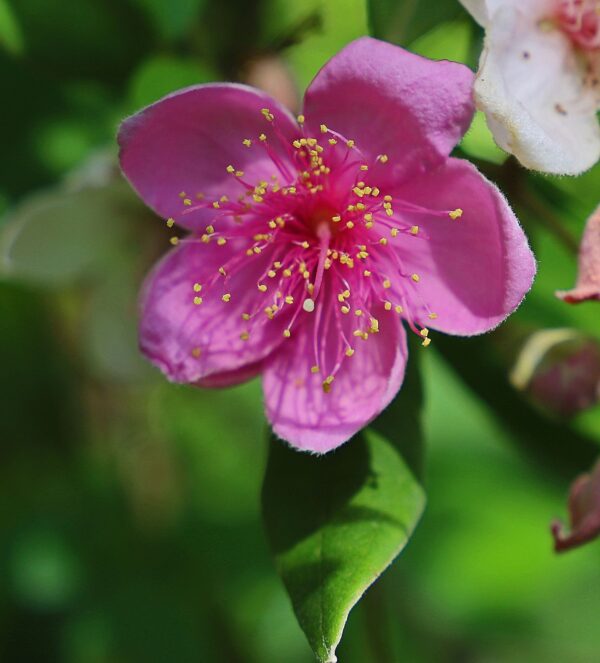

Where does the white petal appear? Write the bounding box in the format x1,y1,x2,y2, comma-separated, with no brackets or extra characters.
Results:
475,5,600,175
459,0,549,26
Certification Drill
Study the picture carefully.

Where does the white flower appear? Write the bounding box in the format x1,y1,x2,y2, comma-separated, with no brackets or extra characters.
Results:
461,0,600,174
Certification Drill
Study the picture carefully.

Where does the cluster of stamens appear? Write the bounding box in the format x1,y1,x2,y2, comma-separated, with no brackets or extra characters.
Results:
167,108,464,392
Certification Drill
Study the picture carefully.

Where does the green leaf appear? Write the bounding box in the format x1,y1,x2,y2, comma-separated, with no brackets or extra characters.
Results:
262,359,425,662
368,0,465,45
0,0,24,55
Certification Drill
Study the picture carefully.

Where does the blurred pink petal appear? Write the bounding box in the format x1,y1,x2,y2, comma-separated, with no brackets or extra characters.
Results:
556,204,600,303
119,37,536,453
552,459,600,552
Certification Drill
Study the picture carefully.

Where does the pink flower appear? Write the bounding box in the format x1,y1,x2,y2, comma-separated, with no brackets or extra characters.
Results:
460,0,600,174
118,38,536,453
556,204,600,303
552,458,600,552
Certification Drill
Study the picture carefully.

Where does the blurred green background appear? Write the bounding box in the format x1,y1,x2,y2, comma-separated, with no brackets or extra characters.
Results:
1,0,599,661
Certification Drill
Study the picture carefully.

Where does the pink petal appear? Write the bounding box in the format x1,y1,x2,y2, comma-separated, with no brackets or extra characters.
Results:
262,303,408,453
139,240,289,384
552,458,600,552
302,37,475,187
556,204,600,303
118,84,299,231
393,158,536,335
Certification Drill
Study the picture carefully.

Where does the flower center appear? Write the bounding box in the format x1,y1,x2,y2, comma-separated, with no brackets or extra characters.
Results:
171,110,463,391
556,0,600,50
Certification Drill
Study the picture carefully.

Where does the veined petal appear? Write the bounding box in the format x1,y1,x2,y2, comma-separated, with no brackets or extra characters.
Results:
302,37,475,187
263,302,407,453
392,158,536,336
474,5,600,174
139,240,289,384
118,84,299,231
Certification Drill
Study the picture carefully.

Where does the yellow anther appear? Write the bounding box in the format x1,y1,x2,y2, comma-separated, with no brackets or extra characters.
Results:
268,270,277,278
338,293,345,303
274,261,282,268
303,298,315,313
420,328,429,337
378,154,389,163
307,283,314,295
222,293,231,302
345,348,355,357
235,171,244,177
369,318,379,333
383,279,391,289
311,365,319,374
384,195,392,202
179,191,187,198
240,331,250,341
193,296,203,306
219,267,226,276
391,228,399,237
283,329,291,338
226,165,235,173
170,237,179,245
343,289,350,299
193,283,202,292
301,241,310,249
328,138,337,145
422,337,431,347
285,296,294,305
242,138,252,147
346,221,355,229
363,270,371,277
346,139,355,148
428,312,438,320
384,301,392,311
353,187,364,198
293,139,302,149
297,114,305,124
341,305,350,314
410,226,419,235
212,201,220,209
259,133,267,142
364,213,373,222
166,217,175,227
183,198,192,206
356,203,365,211
205,225,215,234
242,313,250,321
283,268,292,277
258,284,267,292
360,164,369,171
385,208,394,217
253,246,262,254
320,124,328,133
353,329,363,337
322,375,334,391
395,305,403,314
365,222,374,230
379,237,388,246
261,108,274,121
191,347,201,358
332,215,341,223
268,220,277,229
411,273,420,282
201,234,210,243
354,309,363,317
449,208,463,220
372,187,380,197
